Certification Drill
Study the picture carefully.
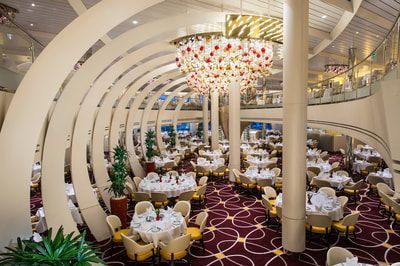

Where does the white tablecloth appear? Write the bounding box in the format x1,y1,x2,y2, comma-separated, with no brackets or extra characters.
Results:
164,151,183,159
275,192,343,221
202,150,222,160
245,149,269,157
307,161,332,173
353,149,381,160
139,175,196,198
315,173,352,189
155,158,174,169
197,160,224,172
35,200,83,233
367,168,393,188
130,208,186,247
306,149,320,158
247,158,275,168
353,159,372,173
244,169,276,183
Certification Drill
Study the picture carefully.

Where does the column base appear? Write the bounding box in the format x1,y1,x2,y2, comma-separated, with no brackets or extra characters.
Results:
282,216,306,253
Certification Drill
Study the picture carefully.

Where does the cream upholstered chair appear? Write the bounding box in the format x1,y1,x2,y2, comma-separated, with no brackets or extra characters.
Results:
106,215,133,245
187,211,208,250
263,186,277,206
168,170,179,177
338,196,349,210
331,161,340,168
240,175,256,192
30,173,41,190
261,194,277,227
377,182,395,211
326,246,354,266
134,201,154,215
314,179,332,189
367,174,385,193
159,234,192,263
275,205,283,233
186,171,196,181
193,184,207,205
197,176,208,188
173,201,191,225
306,214,332,242
151,192,169,208
176,190,194,203
332,211,360,239
242,160,251,169
133,176,142,190
256,178,273,193
307,166,321,176
335,170,349,177
125,181,136,204
232,168,242,187
318,187,336,197
212,165,227,179
343,180,364,203
162,161,176,172
307,170,316,185
272,167,281,177
190,161,197,171
361,164,377,179
133,192,151,203
266,162,277,170
146,172,158,179
121,233,155,264
269,150,277,158
269,157,278,164
196,165,210,177
380,192,395,221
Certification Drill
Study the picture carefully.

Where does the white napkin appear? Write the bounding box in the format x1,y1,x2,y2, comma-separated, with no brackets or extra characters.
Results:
345,256,358,266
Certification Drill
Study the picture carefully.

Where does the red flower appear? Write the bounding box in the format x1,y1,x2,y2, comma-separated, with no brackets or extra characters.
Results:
186,47,191,52
261,47,266,53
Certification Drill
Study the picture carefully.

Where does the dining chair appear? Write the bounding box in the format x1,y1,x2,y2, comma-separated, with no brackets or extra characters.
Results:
133,192,151,203
256,179,273,194
326,246,354,266
159,234,192,264
337,195,349,210
146,172,159,179
187,211,208,250
261,194,277,227
134,201,154,215
196,165,210,177
318,187,336,197
133,176,142,190
305,214,332,245
212,165,227,180
335,170,349,177
193,184,207,205
121,233,155,264
314,179,333,189
332,211,360,239
242,161,251,168
275,205,283,234
150,192,169,208
173,201,191,225
197,176,208,187
366,174,385,194
162,161,176,173
266,162,277,170
232,168,242,187
360,164,377,179
343,180,364,203
307,166,321,176
106,215,134,246
263,186,277,206
240,175,256,192
377,182,395,211
272,167,281,177
190,161,197,172
125,181,136,205
176,190,195,202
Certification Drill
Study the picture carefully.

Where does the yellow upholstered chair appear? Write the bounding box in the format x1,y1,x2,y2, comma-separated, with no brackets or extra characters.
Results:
326,247,354,266
256,178,273,194
263,186,277,206
343,180,363,203
159,234,191,263
377,182,395,211
196,165,210,177
337,196,349,210
366,174,385,194
173,200,191,225
193,184,207,205
232,168,242,187
150,192,169,208
176,190,195,202
335,170,349,177
332,211,360,239
360,164,377,179
121,233,155,264
307,166,321,176
134,201,154,215
261,194,277,227
133,176,142,190
240,175,256,192
318,187,336,197
187,211,208,250
212,165,227,179
185,171,196,181
306,214,332,243
162,161,176,173
133,192,151,203
106,215,133,245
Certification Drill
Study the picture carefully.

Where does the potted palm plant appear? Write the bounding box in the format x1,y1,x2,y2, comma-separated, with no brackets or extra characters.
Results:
0,226,105,265
168,126,176,149
108,144,129,228
144,129,156,174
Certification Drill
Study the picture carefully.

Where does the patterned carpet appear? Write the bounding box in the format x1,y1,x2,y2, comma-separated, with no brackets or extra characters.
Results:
29,157,400,265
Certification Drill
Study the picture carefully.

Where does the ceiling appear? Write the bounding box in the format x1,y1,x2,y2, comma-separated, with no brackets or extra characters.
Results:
0,0,398,84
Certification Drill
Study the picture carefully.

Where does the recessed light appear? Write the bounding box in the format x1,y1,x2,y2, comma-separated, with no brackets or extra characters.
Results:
132,20,138,24
6,33,13,40
331,45,335,48
376,34,379,38
355,31,359,34
31,3,35,7
30,23,34,26
321,15,327,19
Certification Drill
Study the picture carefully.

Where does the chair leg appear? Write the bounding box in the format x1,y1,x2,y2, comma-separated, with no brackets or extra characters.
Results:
200,238,205,251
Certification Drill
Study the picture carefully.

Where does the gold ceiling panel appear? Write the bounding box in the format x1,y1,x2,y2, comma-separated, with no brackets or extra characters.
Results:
225,14,283,44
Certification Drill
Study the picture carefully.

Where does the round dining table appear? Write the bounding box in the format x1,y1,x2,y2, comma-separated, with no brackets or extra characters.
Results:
138,174,196,198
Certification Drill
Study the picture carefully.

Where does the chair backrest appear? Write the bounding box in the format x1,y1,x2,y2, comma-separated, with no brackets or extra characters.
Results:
269,150,277,158
173,201,191,222
257,178,273,187
349,180,363,190
133,192,151,202
339,148,345,155
315,179,332,189
368,156,382,164
190,161,197,171
342,211,360,226
150,192,167,202
248,165,258,172
356,144,363,149
196,184,207,196
167,170,179,177
232,168,241,179
133,176,142,188
261,195,273,211
240,175,253,185
272,167,281,177
125,181,136,195
266,162,277,170
195,211,208,233
307,166,321,175
337,196,348,209
318,187,336,197
198,176,208,186
31,173,41,183
377,182,395,196
320,151,328,157
121,233,151,255
243,161,251,168
186,171,196,180
388,197,400,214
198,150,206,156
178,190,194,201
134,201,154,214
217,158,225,165
163,161,175,169
326,246,354,266
331,161,340,168
263,186,277,199
161,234,191,254
306,170,316,182
146,172,158,179
335,170,349,177
306,214,332,228
106,215,121,235
367,174,385,185
214,165,227,173
196,165,209,173
276,205,282,219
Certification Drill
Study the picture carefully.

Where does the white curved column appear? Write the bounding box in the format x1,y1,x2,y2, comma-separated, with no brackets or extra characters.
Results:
91,48,174,210
172,92,196,129
140,83,186,158
211,89,219,150
156,87,188,152
0,0,160,246
282,0,309,253
202,95,209,145
229,82,241,182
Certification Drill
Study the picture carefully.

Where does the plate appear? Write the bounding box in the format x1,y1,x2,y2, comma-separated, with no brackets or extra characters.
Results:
151,227,161,232
132,223,140,228
173,221,181,226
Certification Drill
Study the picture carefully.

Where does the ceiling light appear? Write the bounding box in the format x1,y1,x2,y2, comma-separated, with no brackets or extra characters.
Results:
31,3,35,7
331,45,335,48
132,20,138,24
321,15,327,19
30,23,33,26
6,33,13,40
376,34,379,38
355,31,359,34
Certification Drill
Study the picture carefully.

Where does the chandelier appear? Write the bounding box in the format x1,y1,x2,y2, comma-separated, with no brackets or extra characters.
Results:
324,64,348,74
0,3,18,25
174,32,273,95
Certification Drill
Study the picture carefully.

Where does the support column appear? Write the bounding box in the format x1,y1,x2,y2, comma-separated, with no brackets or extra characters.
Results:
282,0,308,253
202,94,209,145
229,82,240,182
211,89,219,150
